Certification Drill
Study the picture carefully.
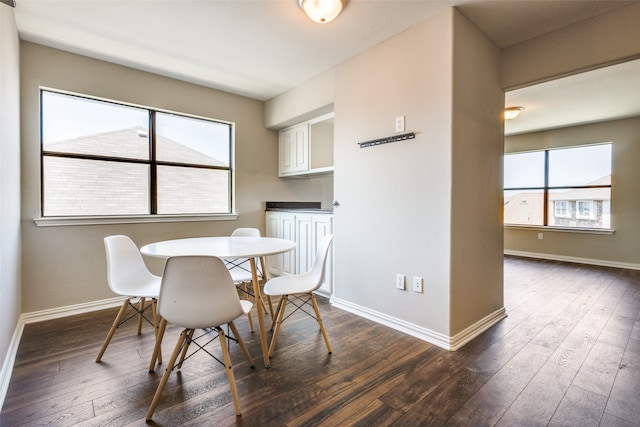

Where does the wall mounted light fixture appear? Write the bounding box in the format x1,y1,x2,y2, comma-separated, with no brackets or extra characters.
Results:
504,106,524,120
299,0,346,24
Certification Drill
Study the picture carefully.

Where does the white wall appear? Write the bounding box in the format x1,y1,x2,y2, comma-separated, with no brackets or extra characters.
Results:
0,2,22,401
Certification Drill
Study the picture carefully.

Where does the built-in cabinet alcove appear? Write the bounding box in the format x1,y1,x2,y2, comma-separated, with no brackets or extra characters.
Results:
278,112,334,177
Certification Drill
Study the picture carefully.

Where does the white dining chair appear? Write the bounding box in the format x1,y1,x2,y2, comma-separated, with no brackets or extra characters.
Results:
263,234,334,357
96,235,162,363
226,228,274,331
146,256,254,421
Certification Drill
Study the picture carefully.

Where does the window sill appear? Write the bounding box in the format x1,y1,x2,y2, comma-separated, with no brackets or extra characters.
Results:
33,214,238,227
504,224,615,235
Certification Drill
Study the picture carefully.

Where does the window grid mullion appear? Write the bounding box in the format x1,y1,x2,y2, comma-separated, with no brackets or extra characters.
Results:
150,111,158,215
543,150,549,226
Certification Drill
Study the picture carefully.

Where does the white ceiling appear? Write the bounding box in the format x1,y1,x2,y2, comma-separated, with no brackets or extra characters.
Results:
10,0,640,133
505,58,640,135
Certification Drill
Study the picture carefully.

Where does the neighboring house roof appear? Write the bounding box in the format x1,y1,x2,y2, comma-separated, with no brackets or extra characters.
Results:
44,126,227,167
549,175,611,201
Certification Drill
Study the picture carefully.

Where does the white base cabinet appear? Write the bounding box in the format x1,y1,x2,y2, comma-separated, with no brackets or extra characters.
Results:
266,211,333,295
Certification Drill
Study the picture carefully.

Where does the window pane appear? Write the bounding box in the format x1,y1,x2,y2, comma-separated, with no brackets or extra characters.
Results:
156,113,230,167
157,166,230,214
42,91,149,160
548,144,611,187
504,189,544,225
43,157,149,216
504,151,545,188
548,188,611,229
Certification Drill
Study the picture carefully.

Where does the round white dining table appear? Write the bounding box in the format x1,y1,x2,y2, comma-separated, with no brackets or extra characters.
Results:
141,236,296,368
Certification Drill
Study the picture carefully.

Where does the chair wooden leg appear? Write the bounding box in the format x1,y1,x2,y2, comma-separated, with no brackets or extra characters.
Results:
268,296,288,357
96,299,129,362
151,299,162,365
265,295,275,319
259,256,275,319
228,321,254,367
149,318,167,373
146,329,189,422
270,296,285,331
310,293,332,354
242,283,254,333
177,329,195,369
218,328,242,416
137,297,146,334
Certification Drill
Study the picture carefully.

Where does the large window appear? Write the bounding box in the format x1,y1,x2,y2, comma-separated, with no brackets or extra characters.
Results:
504,143,611,229
41,90,233,217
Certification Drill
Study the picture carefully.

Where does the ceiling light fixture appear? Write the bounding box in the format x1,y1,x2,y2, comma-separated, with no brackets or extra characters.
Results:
504,106,524,120
299,0,346,24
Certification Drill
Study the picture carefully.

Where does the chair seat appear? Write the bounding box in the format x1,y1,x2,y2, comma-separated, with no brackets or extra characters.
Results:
240,300,253,315
263,273,316,296
123,274,161,298
229,268,254,283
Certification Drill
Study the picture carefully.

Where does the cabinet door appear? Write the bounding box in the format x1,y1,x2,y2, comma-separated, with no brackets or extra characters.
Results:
312,215,333,294
279,124,309,176
265,212,282,276
280,213,297,276
295,215,313,275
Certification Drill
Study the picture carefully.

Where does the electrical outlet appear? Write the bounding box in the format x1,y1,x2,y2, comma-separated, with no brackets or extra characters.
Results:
396,274,405,290
538,233,543,240
412,276,423,293
395,116,405,132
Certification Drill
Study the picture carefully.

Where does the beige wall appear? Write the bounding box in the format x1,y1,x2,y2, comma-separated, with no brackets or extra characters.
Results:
332,8,504,339
501,3,640,90
450,11,504,335
500,2,640,269
333,10,453,335
264,68,335,129
0,3,21,378
19,42,331,313
505,117,640,268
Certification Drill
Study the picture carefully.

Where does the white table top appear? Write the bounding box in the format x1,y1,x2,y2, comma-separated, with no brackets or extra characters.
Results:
140,236,296,259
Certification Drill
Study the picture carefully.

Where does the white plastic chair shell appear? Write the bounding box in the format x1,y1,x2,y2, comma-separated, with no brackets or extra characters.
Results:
104,235,161,298
264,234,333,296
158,256,249,329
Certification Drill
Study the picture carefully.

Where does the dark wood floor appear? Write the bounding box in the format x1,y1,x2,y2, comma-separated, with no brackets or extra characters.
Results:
1,256,639,426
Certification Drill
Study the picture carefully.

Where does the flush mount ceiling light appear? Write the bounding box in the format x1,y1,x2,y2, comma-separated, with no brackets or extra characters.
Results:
299,0,346,24
504,106,524,120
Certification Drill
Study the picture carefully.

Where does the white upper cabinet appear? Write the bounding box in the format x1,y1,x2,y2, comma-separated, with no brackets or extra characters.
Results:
278,113,334,177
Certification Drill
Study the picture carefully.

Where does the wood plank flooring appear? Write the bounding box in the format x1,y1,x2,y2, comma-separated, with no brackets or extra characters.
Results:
1,256,639,426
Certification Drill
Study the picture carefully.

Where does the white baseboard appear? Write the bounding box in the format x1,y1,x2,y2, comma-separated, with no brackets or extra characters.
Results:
504,250,640,271
20,296,126,325
0,317,24,412
331,296,506,351
449,307,507,350
0,296,126,411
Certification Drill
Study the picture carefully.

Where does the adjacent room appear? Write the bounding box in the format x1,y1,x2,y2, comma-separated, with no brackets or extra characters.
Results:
1,0,639,425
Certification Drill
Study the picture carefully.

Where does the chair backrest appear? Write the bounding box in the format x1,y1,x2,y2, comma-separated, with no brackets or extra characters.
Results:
231,228,261,237
305,234,334,292
228,227,263,280
158,256,246,329
104,235,157,296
